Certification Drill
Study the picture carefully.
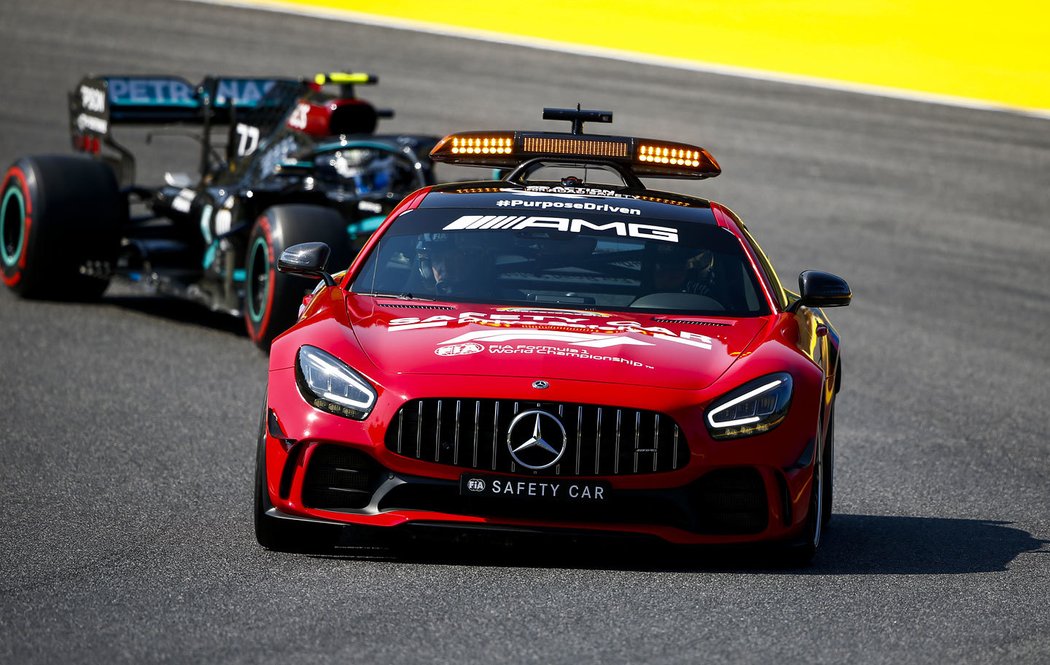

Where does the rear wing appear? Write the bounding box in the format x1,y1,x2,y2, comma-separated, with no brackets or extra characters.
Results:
69,75,299,184
69,75,287,130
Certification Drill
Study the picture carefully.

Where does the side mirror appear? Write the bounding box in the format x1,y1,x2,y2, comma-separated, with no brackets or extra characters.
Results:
278,242,335,286
788,270,851,312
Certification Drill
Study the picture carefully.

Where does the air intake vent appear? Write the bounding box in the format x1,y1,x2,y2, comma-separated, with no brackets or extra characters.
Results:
377,303,455,310
653,318,731,327
302,445,383,510
688,468,768,534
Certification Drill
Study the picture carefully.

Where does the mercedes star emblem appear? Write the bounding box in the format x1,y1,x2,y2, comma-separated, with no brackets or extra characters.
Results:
532,380,550,389
506,410,567,470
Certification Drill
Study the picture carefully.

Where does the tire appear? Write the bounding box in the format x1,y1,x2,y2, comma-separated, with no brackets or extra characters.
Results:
1,156,121,300
243,204,354,351
779,412,829,567
253,402,340,553
821,406,835,528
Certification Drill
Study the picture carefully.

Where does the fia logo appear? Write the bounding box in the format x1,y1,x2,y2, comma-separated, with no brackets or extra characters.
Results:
466,478,486,493
435,342,484,357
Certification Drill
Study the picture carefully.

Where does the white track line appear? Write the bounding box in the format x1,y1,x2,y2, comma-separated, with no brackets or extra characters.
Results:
182,0,1050,121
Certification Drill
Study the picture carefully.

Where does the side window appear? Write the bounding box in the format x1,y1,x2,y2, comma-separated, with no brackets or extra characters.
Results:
351,234,417,294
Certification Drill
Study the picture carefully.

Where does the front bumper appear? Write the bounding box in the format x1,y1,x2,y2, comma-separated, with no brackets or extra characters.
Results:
262,436,816,546
262,367,821,546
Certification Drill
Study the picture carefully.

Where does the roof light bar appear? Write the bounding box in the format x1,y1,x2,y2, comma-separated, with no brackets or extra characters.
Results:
428,106,720,179
431,132,719,179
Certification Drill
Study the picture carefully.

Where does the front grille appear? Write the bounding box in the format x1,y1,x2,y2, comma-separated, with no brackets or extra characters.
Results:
384,399,688,476
302,445,384,510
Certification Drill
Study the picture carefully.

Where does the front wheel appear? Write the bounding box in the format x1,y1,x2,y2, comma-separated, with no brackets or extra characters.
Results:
822,407,835,528
253,403,341,553
779,412,831,567
243,204,354,351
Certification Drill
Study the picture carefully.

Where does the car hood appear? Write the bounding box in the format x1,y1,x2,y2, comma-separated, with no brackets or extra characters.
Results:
347,299,770,391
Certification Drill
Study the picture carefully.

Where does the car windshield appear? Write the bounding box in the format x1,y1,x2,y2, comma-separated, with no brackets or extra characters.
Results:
350,207,769,316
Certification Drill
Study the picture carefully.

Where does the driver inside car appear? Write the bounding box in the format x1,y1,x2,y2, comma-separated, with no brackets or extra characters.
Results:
653,248,717,295
327,150,404,196
430,245,469,295
418,240,484,297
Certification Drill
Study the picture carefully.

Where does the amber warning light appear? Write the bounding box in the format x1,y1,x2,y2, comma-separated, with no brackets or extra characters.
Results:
638,144,704,168
449,133,514,155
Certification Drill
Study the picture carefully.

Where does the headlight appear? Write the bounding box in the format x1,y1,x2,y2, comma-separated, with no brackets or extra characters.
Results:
705,373,792,440
295,345,377,420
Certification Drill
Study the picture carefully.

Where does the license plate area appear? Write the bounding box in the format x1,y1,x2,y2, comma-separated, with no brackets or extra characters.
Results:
460,473,610,503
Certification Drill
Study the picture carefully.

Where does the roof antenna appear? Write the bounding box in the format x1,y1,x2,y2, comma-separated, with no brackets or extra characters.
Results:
542,105,613,135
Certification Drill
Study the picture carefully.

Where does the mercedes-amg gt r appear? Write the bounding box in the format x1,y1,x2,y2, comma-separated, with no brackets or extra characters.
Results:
254,107,852,564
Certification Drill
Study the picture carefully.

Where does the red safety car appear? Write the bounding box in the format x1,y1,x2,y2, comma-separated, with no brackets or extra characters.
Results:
255,108,852,564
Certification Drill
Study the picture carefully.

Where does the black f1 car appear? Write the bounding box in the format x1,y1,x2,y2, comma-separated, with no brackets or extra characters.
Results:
1,72,439,348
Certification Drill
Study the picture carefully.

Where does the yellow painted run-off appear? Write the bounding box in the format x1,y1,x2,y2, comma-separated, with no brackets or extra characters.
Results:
240,0,1050,115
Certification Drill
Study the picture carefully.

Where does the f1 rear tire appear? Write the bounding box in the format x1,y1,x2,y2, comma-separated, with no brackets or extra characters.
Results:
243,204,354,351
1,156,121,299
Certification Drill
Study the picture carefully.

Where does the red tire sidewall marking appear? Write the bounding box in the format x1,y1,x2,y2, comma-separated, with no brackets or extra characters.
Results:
248,214,277,341
1,167,32,287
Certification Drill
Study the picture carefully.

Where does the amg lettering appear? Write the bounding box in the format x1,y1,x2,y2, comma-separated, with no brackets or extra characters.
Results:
513,217,568,232
570,219,627,235
443,215,679,243
629,223,678,242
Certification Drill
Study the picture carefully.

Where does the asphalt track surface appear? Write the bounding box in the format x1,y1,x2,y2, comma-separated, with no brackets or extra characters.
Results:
2,1,1049,663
